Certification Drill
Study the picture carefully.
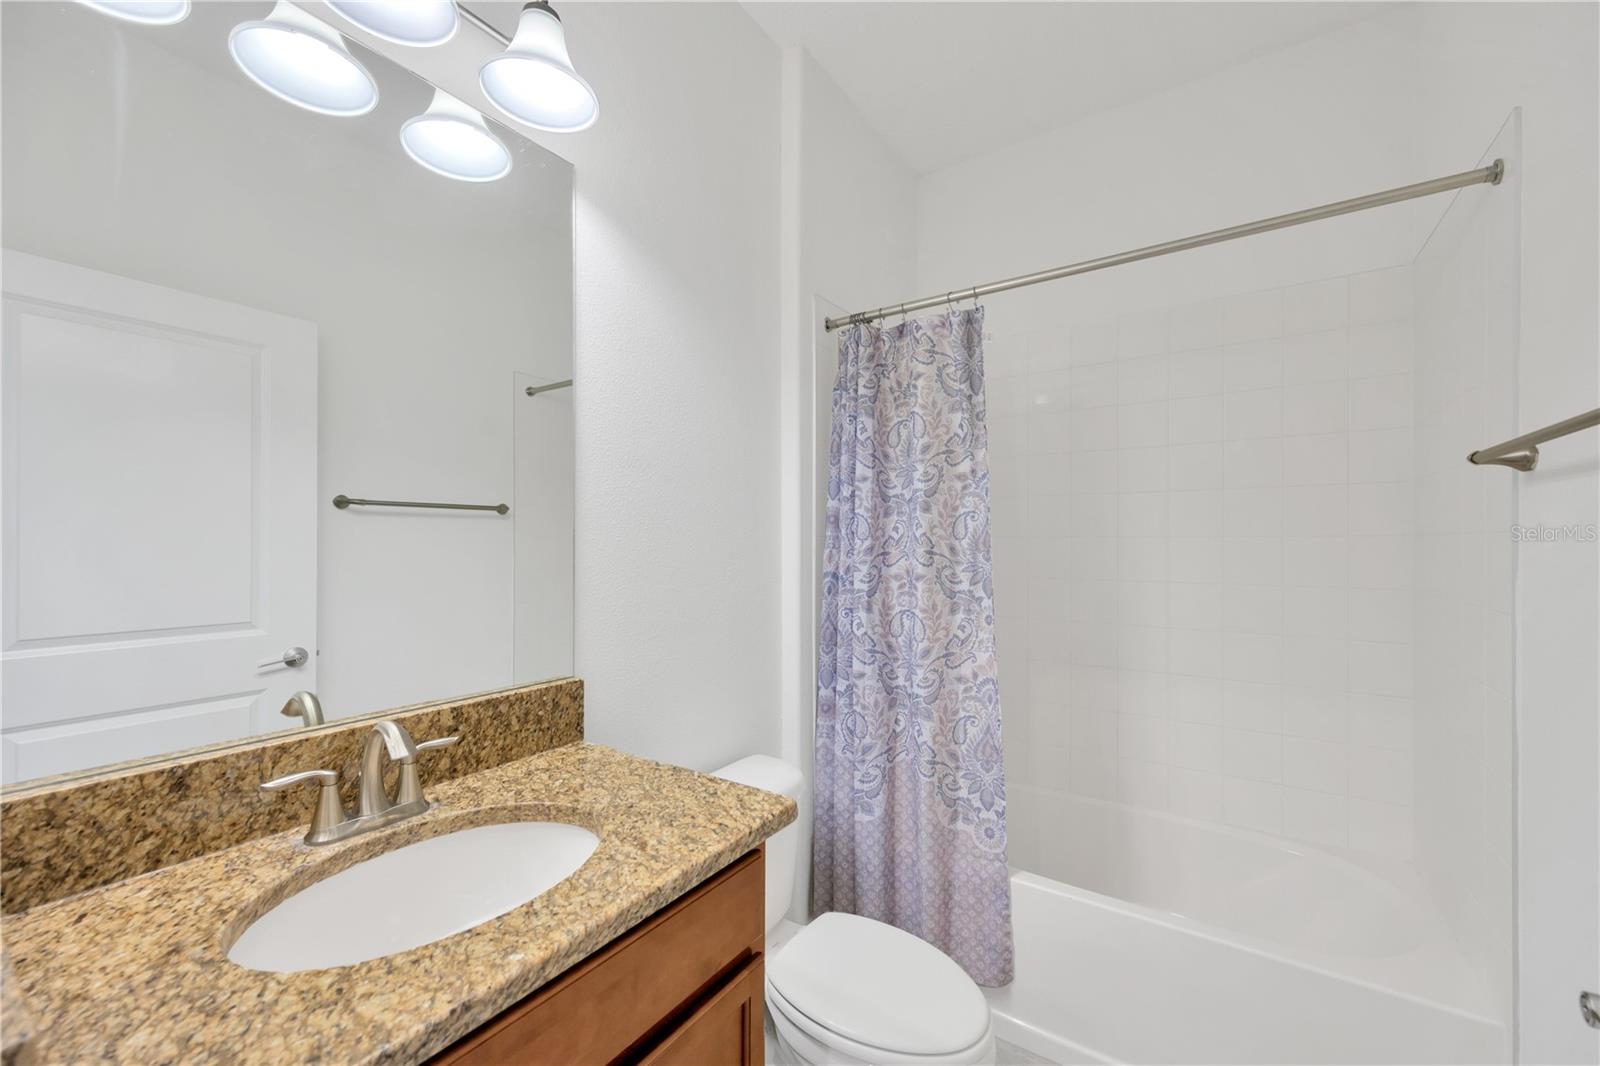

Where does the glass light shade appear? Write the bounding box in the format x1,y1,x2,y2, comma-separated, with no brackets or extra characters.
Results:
478,3,598,133
325,0,458,47
401,89,512,182
229,1,378,117
75,0,190,25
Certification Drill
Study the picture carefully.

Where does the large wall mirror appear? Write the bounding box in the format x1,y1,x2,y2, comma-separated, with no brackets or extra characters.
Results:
0,2,575,786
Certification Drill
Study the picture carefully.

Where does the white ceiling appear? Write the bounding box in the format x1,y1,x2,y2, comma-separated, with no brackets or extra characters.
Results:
742,2,1382,174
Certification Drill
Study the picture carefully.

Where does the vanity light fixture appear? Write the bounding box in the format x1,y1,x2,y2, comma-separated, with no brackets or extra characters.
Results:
401,88,512,182
325,0,459,48
74,0,191,25
478,1,598,133
228,0,378,117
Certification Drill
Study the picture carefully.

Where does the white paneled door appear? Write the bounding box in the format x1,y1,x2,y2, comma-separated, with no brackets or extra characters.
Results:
1,251,317,784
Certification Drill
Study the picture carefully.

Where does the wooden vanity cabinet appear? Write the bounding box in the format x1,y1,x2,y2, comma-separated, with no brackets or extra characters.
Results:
431,847,765,1066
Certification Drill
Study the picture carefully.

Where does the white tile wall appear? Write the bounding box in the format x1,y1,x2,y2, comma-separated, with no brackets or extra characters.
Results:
994,266,1418,866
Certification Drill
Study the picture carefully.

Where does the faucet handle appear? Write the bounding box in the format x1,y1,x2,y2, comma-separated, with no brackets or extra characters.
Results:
395,735,460,807
261,769,349,845
261,768,338,791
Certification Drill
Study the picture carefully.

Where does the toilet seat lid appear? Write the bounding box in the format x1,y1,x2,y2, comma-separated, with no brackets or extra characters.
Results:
766,912,990,1056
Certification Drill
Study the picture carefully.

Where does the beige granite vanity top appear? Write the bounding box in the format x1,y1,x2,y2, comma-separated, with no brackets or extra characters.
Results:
1,956,37,1066
0,743,795,1065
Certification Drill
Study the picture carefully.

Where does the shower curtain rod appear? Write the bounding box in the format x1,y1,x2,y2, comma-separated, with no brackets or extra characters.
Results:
823,160,1504,332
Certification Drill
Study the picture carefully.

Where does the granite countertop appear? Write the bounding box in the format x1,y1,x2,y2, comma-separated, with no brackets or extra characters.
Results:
0,743,795,1065
2,957,36,1066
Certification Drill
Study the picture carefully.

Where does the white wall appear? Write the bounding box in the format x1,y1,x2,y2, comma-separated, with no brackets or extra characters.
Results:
916,12,1430,331
1,3,573,725
1410,6,1600,1061
526,4,785,770
777,47,919,918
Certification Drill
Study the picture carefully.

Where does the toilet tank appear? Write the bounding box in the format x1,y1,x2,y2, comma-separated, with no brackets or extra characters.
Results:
711,755,803,935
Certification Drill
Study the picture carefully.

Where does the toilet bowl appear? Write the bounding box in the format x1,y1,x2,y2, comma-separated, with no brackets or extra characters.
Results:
765,912,996,1065
712,756,997,1066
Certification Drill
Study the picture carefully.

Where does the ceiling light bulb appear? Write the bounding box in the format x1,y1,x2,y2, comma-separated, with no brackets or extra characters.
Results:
325,0,458,47
478,1,598,133
74,0,191,25
228,1,378,117
401,89,512,183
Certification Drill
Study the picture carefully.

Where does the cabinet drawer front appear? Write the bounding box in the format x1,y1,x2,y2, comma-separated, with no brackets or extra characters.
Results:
639,954,763,1066
434,848,764,1066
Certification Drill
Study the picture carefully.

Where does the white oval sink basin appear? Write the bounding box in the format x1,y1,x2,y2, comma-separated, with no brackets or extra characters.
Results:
228,821,599,973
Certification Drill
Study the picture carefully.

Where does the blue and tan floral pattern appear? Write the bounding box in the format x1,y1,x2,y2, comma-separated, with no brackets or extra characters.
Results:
812,307,1013,987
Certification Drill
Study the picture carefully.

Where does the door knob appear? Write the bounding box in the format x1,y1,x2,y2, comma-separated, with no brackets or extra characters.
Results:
258,646,309,671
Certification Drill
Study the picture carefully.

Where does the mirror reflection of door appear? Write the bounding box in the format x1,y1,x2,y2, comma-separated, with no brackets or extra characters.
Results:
1,252,318,783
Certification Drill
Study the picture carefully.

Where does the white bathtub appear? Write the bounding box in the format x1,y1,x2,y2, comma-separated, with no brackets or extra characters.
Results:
989,794,1507,1064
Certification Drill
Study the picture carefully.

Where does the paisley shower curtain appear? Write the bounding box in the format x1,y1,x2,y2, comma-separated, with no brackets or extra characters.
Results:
812,306,1012,987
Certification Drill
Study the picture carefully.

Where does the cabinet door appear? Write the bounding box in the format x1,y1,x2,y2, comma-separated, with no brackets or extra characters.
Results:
639,955,763,1066
429,849,764,1066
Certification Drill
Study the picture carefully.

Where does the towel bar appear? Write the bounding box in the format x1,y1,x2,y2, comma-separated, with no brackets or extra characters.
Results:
332,495,509,515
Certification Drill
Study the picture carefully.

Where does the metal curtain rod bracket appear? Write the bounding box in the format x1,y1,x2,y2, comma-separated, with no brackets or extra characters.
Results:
824,159,1505,332
1468,407,1600,472
333,495,509,515
525,379,573,396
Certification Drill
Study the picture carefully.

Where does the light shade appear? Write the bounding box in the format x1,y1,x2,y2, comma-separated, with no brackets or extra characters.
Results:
325,0,458,47
74,0,190,25
401,89,512,182
228,1,378,117
478,2,597,133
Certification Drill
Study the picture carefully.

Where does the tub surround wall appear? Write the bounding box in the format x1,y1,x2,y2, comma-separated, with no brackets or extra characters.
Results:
1,743,795,1066
0,678,583,914
996,267,1420,866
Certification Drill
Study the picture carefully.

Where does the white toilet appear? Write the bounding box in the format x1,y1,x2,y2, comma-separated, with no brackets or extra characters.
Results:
713,756,997,1066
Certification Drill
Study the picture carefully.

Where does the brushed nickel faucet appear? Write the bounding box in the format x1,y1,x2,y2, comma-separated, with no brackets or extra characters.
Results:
260,719,459,846
359,719,419,818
